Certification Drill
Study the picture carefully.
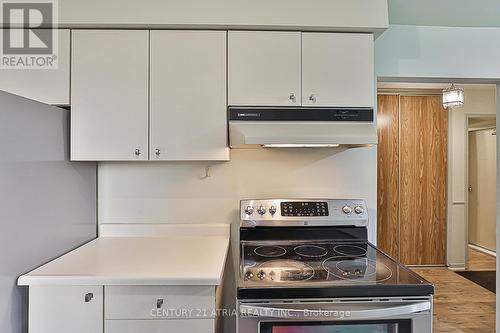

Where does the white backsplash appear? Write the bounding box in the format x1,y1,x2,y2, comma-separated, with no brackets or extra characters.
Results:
98,147,377,243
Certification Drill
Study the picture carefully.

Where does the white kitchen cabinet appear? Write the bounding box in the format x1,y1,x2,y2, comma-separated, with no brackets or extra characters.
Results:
29,285,103,333
105,319,214,333
0,29,70,105
301,33,374,108
150,31,229,161
71,30,149,161
228,31,301,106
105,285,215,320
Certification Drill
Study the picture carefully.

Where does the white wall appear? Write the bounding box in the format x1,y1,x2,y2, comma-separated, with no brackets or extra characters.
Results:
448,86,497,267
98,147,377,241
496,84,500,333
388,0,500,27
375,25,500,80
468,128,497,251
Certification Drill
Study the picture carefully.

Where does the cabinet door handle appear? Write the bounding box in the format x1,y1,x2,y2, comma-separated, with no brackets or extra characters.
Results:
289,93,296,103
85,293,93,303
309,94,316,103
155,149,161,157
135,149,142,156
157,298,164,309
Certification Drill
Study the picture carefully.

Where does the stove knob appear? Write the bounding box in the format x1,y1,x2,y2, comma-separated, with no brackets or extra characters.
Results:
257,205,266,215
257,270,266,280
354,206,364,214
244,206,254,215
342,205,352,214
269,205,277,215
245,271,254,280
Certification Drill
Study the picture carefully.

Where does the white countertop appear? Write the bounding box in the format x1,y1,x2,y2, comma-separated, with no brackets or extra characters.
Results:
18,224,230,286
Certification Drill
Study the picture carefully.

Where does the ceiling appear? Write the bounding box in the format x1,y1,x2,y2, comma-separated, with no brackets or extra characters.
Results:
389,0,500,27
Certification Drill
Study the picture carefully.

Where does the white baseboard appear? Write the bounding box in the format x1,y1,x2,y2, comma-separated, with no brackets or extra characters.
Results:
468,243,496,257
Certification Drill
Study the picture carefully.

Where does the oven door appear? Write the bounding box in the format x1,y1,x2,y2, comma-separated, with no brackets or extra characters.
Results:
237,298,432,333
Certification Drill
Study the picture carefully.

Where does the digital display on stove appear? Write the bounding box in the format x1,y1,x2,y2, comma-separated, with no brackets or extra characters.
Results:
281,202,328,217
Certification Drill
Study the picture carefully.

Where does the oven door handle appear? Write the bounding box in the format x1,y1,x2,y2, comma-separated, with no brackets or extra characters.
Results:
239,302,431,320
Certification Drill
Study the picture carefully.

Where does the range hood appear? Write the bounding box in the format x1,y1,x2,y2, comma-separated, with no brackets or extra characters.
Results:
228,107,378,148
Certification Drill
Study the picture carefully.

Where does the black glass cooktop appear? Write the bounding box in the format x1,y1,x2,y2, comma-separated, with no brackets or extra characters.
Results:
238,240,434,299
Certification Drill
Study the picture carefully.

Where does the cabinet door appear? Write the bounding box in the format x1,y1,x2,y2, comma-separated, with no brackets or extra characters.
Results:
0,29,70,105
29,286,103,333
150,31,229,161
71,30,149,161
302,33,374,108
228,31,301,106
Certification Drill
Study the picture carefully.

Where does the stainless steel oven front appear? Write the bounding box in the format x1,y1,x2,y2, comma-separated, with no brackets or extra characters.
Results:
237,297,432,333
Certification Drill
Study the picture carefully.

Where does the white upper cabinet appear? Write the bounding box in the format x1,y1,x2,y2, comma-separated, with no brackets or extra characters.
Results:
302,33,374,108
150,31,229,161
0,29,70,105
228,31,302,106
71,30,149,161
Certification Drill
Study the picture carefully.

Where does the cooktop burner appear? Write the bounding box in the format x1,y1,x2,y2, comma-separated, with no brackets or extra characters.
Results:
294,245,328,258
254,245,287,258
322,257,392,283
333,244,367,257
258,260,315,282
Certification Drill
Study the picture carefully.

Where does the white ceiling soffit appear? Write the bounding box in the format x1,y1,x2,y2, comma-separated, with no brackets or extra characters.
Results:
51,0,389,31
389,0,500,27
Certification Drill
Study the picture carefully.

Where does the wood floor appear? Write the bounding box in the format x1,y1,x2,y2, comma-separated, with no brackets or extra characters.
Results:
468,247,496,271
411,249,496,333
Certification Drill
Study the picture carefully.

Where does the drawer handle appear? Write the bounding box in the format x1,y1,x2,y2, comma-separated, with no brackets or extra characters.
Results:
85,293,93,303
156,298,164,309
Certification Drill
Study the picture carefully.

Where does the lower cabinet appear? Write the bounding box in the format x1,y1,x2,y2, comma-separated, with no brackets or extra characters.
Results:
28,285,216,333
29,285,103,333
105,319,215,333
105,285,215,320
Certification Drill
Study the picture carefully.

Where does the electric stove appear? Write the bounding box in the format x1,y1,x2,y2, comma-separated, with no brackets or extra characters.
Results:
237,198,434,333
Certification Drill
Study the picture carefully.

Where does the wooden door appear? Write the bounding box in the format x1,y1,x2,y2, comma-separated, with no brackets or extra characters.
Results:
71,30,149,161
399,96,448,265
377,95,399,259
150,30,229,161
228,31,302,106
301,33,373,107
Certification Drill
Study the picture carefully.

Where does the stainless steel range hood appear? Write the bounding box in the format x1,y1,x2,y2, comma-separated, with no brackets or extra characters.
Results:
228,107,378,148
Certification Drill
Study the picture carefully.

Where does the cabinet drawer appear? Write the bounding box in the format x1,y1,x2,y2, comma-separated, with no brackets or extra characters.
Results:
105,286,215,320
105,319,214,333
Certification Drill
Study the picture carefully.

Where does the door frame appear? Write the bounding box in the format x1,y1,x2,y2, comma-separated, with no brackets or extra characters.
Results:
464,113,497,269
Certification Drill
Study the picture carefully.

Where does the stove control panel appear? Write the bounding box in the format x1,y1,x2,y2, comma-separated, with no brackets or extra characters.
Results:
240,199,368,227
281,201,329,217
